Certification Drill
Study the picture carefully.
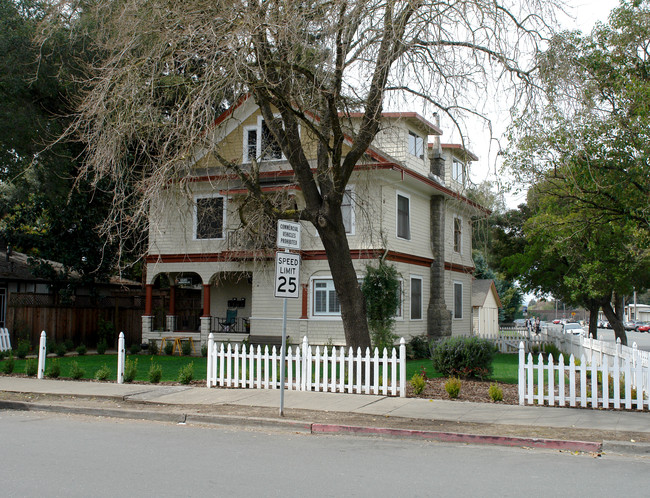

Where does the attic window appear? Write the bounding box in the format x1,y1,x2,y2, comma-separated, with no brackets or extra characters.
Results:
408,131,424,159
452,159,465,183
244,118,283,162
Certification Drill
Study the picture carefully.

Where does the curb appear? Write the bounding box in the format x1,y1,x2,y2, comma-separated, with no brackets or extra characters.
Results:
312,424,603,453
602,440,650,456
0,399,603,453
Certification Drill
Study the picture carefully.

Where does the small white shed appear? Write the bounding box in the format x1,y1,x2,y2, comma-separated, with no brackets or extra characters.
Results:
472,279,501,337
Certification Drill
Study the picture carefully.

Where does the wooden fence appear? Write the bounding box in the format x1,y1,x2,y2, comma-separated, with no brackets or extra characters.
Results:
518,342,650,410
207,335,407,397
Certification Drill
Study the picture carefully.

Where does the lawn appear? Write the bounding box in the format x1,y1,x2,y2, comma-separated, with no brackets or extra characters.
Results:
3,352,520,385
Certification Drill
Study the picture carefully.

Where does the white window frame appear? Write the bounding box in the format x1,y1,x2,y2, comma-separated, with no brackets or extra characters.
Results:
453,281,463,320
410,275,423,321
396,191,411,241
408,130,424,159
242,116,285,163
452,159,465,183
193,194,226,240
311,277,341,317
453,216,463,254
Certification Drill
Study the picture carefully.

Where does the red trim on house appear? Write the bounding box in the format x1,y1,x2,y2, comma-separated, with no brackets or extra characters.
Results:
211,94,250,128
147,249,434,267
445,262,475,274
202,284,211,317
301,283,309,319
145,284,153,315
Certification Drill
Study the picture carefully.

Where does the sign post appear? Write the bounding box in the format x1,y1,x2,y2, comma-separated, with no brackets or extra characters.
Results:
275,221,301,416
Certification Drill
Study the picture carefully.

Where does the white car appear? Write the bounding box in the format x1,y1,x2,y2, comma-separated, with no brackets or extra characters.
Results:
563,322,585,335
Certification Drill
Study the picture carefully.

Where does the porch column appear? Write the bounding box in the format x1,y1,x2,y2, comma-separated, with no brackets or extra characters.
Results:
166,284,177,332
142,284,154,341
145,284,153,316
301,284,309,319
200,284,211,346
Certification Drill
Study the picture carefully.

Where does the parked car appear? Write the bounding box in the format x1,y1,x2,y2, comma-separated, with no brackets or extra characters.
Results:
597,320,609,329
624,321,637,331
637,322,650,333
563,322,585,335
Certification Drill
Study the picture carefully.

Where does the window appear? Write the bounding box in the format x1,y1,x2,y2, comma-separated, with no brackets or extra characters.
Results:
452,159,465,183
410,276,422,320
341,188,354,234
408,131,424,159
195,195,225,239
454,282,463,319
396,193,410,240
313,279,340,315
453,217,462,253
243,118,283,162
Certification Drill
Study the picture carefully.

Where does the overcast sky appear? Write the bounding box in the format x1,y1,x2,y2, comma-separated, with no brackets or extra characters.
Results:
469,0,623,208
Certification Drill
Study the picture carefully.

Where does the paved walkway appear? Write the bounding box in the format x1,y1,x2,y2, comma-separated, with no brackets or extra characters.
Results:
1,377,649,454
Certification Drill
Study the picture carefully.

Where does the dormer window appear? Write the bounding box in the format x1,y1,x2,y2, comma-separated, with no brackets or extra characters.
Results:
408,131,424,159
243,117,283,162
452,159,465,183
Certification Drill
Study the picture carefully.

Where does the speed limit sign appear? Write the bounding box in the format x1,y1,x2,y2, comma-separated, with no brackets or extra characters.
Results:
274,251,300,299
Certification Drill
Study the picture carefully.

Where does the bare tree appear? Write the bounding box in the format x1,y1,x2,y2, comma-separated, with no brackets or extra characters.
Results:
41,0,557,349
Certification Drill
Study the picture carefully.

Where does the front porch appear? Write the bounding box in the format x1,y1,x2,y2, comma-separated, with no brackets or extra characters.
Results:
142,270,254,350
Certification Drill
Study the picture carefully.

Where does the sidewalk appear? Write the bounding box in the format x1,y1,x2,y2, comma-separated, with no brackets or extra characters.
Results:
1,376,649,455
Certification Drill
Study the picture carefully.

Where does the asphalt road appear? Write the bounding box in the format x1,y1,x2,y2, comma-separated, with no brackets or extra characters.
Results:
595,328,650,351
0,410,647,497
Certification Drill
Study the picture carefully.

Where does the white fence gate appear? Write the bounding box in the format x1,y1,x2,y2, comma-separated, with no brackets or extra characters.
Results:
207,335,407,397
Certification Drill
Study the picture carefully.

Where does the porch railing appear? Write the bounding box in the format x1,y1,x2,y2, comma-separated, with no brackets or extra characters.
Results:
210,316,250,334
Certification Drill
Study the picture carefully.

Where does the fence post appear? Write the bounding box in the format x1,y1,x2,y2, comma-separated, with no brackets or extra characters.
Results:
301,336,308,391
37,331,47,379
207,333,214,388
399,338,406,398
616,337,622,370
117,332,125,384
518,342,525,405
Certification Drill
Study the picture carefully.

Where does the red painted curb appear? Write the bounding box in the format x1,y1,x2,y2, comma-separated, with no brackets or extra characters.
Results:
311,424,602,453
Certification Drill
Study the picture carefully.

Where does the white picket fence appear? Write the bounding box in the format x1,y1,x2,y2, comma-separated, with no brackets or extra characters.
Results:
0,327,11,352
518,342,650,410
457,330,550,354
206,334,407,397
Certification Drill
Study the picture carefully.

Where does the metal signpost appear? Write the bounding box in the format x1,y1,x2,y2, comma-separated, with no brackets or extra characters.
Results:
275,220,301,416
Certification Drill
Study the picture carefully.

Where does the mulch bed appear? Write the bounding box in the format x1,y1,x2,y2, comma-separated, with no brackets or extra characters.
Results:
407,377,519,405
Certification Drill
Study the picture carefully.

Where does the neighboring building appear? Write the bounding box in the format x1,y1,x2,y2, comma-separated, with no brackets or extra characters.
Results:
0,247,143,347
143,99,487,347
472,279,501,336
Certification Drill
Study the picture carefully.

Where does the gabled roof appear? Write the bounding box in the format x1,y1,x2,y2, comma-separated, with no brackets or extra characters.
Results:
472,279,501,308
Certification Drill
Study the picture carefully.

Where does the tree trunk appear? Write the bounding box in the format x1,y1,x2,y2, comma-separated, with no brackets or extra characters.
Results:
601,298,627,347
317,219,371,351
587,303,598,339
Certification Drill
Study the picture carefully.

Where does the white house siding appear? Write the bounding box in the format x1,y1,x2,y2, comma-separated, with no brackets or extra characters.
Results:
444,271,473,336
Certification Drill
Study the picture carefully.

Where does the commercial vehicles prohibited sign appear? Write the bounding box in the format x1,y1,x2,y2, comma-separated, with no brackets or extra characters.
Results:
277,220,301,250
274,251,300,298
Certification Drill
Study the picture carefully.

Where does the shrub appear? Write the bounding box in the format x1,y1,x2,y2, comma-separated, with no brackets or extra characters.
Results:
76,344,87,356
0,350,6,360
47,360,61,378
445,377,461,398
177,362,194,384
361,261,400,353
16,339,30,359
55,343,67,357
95,364,111,381
410,373,427,395
181,340,192,356
201,344,208,357
148,361,163,383
96,339,107,355
25,359,38,377
431,336,495,380
544,344,563,361
124,358,138,383
489,383,504,402
64,339,75,352
407,334,431,360
2,354,15,374
164,341,174,356
70,361,85,380
148,340,159,356
129,343,141,355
